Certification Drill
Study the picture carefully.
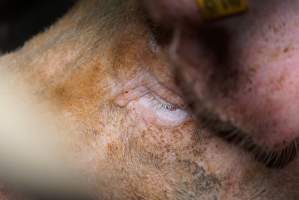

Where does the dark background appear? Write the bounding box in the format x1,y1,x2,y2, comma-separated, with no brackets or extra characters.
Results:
0,0,76,53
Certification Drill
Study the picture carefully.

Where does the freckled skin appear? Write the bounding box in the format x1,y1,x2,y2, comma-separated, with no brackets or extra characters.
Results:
1,0,299,199
167,0,299,148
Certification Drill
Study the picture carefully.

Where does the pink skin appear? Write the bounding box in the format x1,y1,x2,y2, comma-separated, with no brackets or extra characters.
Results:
197,0,299,148
144,0,299,149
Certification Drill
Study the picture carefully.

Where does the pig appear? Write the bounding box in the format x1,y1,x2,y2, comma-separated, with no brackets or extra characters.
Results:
0,0,299,199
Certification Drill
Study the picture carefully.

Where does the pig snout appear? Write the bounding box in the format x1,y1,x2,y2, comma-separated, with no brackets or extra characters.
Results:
147,0,299,152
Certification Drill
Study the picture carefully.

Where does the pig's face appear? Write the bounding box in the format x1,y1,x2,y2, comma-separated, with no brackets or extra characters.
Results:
2,0,299,199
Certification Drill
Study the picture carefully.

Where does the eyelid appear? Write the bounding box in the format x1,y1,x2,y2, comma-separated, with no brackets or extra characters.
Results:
136,93,190,127
151,95,178,111
114,83,186,109
148,82,185,108
114,86,149,107
115,84,190,127
114,71,186,108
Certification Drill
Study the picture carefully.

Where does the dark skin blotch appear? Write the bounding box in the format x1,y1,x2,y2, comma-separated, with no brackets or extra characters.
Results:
175,160,221,198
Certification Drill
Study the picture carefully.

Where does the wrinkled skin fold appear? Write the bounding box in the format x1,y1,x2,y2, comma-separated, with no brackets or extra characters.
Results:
0,0,299,199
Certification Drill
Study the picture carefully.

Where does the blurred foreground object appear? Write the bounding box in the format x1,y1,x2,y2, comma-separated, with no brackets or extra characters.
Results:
0,70,92,199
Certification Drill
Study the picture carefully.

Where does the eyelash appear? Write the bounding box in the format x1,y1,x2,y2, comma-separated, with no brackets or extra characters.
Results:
160,104,177,111
147,94,178,112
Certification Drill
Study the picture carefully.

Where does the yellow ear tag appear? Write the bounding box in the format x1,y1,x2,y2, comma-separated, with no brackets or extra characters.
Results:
197,0,249,21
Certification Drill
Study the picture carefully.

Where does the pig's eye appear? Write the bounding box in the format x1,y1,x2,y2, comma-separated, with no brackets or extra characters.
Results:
134,93,190,127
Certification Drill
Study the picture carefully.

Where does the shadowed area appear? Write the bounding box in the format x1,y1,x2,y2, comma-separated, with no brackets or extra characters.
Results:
0,0,76,53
